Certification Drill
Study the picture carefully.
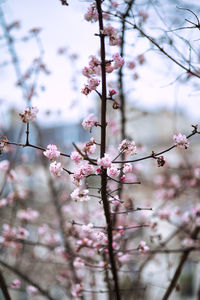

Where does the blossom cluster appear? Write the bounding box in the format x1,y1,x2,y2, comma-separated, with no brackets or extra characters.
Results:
173,133,189,149
43,144,63,177
118,139,137,156
19,106,38,123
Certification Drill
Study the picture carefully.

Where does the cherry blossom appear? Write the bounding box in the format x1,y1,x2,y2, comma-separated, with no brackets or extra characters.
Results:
112,53,125,69
11,279,21,289
82,223,94,233
73,257,85,269
17,208,39,221
19,106,38,123
71,284,82,298
173,133,189,149
43,144,60,160
138,241,150,253
84,2,98,23
70,151,83,164
82,113,98,130
122,163,133,174
26,285,38,295
49,161,63,177
97,153,112,168
108,89,117,97
118,139,137,156
71,188,90,202
103,24,120,46
88,78,100,90
0,160,10,171
107,164,120,177
81,84,91,95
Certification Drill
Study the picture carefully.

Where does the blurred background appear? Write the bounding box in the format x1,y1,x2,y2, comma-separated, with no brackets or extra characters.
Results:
0,0,200,299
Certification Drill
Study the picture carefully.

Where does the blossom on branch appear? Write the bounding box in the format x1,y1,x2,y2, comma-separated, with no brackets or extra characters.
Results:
43,144,60,160
70,151,83,164
71,284,83,298
118,139,137,156
173,133,189,149
19,106,38,123
103,24,121,46
84,2,98,23
11,279,21,289
122,163,133,174
97,153,112,168
49,161,63,177
71,188,90,202
107,164,120,177
138,241,150,253
82,113,98,130
88,78,100,90
112,53,124,69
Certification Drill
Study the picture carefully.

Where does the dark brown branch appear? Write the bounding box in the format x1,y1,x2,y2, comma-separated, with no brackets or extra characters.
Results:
112,128,199,164
162,227,200,300
0,270,11,300
0,260,55,300
96,1,121,299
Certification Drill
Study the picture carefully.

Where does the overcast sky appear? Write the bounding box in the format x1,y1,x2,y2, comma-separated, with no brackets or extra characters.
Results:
0,0,200,127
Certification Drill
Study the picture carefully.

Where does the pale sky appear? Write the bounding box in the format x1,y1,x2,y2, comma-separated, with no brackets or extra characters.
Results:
0,0,200,127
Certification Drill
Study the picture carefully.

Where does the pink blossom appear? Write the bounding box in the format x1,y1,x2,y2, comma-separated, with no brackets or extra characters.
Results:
196,217,200,227
0,198,7,207
82,223,94,233
38,224,49,235
107,164,120,177
182,238,194,247
122,163,132,174
138,11,149,22
138,241,149,253
84,2,98,22
112,53,124,69
73,257,85,269
95,231,107,242
173,133,189,149
82,113,98,130
103,24,120,46
109,89,117,97
181,212,191,224
81,162,94,176
19,107,38,123
43,144,60,160
127,61,136,69
81,140,96,155
81,84,91,95
109,195,121,206
49,161,63,177
97,153,112,168
194,167,200,179
7,170,18,183
16,227,29,240
106,63,114,73
82,66,94,78
11,279,21,289
17,208,39,221
71,188,90,202
27,285,38,295
88,78,100,90
0,160,10,171
118,253,130,262
137,54,145,64
111,1,118,8
118,139,137,156
157,209,171,220
70,151,83,164
71,284,82,298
